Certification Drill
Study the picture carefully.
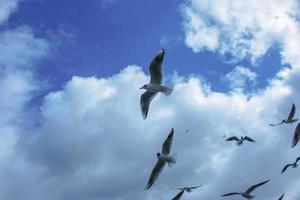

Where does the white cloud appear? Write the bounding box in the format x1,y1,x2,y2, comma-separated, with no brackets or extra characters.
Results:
0,65,294,200
0,0,20,24
224,66,257,90
181,0,300,65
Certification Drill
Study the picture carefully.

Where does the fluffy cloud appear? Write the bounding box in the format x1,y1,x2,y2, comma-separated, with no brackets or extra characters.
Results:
0,65,295,200
0,0,20,24
181,0,300,64
224,66,257,90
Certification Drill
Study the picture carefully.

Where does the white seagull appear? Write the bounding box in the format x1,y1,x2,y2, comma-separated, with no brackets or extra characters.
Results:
140,49,172,119
270,103,298,126
221,179,270,199
225,136,256,145
171,185,202,200
292,122,300,148
281,157,300,173
145,128,176,190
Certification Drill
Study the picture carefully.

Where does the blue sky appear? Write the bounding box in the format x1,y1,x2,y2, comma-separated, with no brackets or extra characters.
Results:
1,1,300,200
8,0,282,92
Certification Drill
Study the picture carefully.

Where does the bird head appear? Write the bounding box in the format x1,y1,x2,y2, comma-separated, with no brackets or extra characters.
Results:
156,152,161,158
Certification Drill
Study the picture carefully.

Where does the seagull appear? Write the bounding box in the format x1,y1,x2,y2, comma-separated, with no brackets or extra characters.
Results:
278,194,284,200
140,49,173,119
292,122,300,148
225,136,256,145
221,179,270,199
281,157,300,173
171,185,202,200
270,103,298,126
145,128,176,190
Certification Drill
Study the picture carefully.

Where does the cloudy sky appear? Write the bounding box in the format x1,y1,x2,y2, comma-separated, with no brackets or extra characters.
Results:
1,0,300,199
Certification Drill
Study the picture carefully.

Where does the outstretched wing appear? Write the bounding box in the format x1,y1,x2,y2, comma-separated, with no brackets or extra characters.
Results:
296,157,300,164
149,49,164,84
292,122,300,148
171,190,185,200
185,185,202,192
269,121,284,126
244,136,256,143
226,136,239,141
281,164,293,174
162,128,174,155
288,103,296,120
245,179,270,194
187,185,202,190
221,192,241,197
145,160,166,190
278,193,285,200
140,91,157,119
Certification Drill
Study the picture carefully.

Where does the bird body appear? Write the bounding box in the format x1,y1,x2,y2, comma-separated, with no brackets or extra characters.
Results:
281,157,300,173
140,49,173,119
225,136,255,145
221,179,269,199
157,153,176,165
171,185,202,200
270,103,298,126
145,128,176,190
141,83,172,95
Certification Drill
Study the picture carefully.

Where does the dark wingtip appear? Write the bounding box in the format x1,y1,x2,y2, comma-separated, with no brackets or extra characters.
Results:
145,183,152,190
170,128,174,135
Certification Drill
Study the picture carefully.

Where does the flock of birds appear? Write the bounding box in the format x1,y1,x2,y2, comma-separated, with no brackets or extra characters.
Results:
139,49,300,200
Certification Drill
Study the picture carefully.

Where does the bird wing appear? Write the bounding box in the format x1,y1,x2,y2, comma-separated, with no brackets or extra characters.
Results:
296,157,300,164
278,193,285,200
162,128,174,155
171,190,185,200
281,164,293,173
244,136,256,143
291,122,300,148
187,185,202,190
149,49,164,84
269,121,284,126
245,179,270,194
221,192,241,197
145,160,166,190
140,91,157,119
226,136,239,141
288,103,296,120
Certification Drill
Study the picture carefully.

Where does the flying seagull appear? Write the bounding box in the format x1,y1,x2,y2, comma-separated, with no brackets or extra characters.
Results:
270,103,298,126
225,136,256,145
292,122,300,148
281,157,300,173
171,185,202,200
140,49,173,119
278,194,284,200
221,179,270,199
145,128,176,190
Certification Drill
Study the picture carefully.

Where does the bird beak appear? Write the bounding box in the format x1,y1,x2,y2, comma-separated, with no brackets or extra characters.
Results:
140,86,143,89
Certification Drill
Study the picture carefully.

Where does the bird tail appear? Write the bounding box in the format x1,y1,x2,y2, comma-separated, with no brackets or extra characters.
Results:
167,153,177,168
162,86,173,96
